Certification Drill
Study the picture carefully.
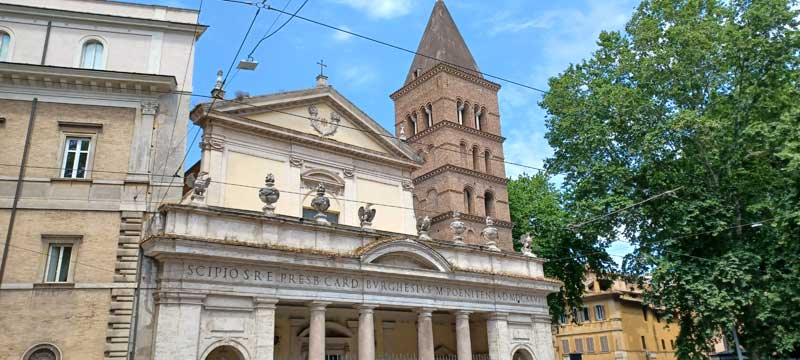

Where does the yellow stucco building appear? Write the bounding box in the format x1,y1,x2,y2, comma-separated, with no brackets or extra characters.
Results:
554,274,680,360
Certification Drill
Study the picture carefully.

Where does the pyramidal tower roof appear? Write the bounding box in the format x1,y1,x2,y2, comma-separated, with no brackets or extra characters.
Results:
404,0,482,84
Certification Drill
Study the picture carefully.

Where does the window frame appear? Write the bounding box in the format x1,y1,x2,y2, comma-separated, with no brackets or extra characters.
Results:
59,136,93,179
575,338,584,354
586,337,595,353
582,306,590,322
23,343,62,360
0,28,12,62
40,234,82,284
302,207,340,224
599,336,610,353
76,36,108,70
594,304,606,321
561,339,570,354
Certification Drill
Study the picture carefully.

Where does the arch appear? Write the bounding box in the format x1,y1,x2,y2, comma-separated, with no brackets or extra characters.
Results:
463,186,474,214
456,99,465,125
201,340,250,360
78,36,107,70
297,321,355,338
474,105,484,131
426,188,438,210
484,149,492,174
459,141,468,166
300,168,346,195
425,103,433,128
484,190,495,217
0,26,14,62
472,146,480,171
511,344,536,360
362,239,452,272
463,101,472,127
22,343,61,360
407,114,417,135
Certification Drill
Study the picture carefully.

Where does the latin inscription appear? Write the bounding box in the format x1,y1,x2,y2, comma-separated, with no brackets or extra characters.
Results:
183,264,544,306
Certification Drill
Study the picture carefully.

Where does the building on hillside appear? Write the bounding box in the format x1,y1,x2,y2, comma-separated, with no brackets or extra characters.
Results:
0,1,204,359
137,1,559,360
392,0,514,250
553,274,680,360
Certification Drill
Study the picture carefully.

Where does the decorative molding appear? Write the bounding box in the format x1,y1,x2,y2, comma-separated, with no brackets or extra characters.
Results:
401,181,415,191
342,168,355,178
413,164,508,186
199,134,225,151
57,121,103,132
289,157,304,168
308,104,340,137
407,119,505,143
430,212,514,229
141,101,160,115
390,63,501,100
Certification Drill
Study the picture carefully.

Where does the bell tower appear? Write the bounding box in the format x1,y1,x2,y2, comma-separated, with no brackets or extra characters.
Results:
391,0,513,250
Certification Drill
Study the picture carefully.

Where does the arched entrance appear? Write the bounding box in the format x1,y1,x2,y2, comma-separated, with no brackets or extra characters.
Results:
205,345,245,360
298,322,355,359
512,347,535,360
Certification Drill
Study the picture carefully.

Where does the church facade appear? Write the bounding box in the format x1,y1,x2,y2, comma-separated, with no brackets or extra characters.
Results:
137,2,559,360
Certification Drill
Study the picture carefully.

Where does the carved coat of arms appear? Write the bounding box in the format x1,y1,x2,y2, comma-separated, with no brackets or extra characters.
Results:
308,104,340,137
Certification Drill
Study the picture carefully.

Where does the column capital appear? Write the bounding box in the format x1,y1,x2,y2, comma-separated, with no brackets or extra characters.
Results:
488,312,509,321
416,307,436,317
308,301,331,311
453,310,472,318
355,303,379,312
141,101,159,115
255,297,278,309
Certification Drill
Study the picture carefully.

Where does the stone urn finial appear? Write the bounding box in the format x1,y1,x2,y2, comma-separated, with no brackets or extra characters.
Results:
258,173,280,216
450,211,466,244
481,216,501,252
311,184,331,225
521,233,536,257
358,204,377,230
417,216,432,240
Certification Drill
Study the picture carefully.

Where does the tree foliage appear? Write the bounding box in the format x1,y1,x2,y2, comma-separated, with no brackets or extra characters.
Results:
539,0,800,357
508,173,615,323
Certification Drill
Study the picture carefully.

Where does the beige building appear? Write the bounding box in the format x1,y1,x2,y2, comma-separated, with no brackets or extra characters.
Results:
0,1,204,359
553,274,680,360
133,2,560,360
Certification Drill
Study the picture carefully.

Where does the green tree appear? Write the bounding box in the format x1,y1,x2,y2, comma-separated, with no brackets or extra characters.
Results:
508,173,615,323
539,0,800,357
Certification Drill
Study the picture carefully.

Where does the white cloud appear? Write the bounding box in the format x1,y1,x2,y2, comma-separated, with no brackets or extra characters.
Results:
338,63,378,87
332,25,354,42
330,0,413,19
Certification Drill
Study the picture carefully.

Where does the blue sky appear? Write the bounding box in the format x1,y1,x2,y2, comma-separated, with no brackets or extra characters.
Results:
134,0,640,262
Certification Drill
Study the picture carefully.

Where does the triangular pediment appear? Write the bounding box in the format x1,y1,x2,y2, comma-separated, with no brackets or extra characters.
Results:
199,87,420,166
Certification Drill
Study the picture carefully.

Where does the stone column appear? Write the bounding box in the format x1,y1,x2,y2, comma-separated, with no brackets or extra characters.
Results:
357,304,378,360
308,301,330,360
487,312,510,360
255,298,279,360
417,308,436,360
454,311,472,360
152,292,204,360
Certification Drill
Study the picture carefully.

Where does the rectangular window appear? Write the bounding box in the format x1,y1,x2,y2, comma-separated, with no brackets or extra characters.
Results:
302,208,339,224
641,336,647,350
45,244,72,282
671,339,675,349
662,339,666,350
561,339,570,354
594,304,606,321
582,307,590,322
572,308,580,323
642,306,649,321
599,336,610,352
586,337,595,353
61,137,91,178
560,313,568,324
575,338,584,353
0,32,10,61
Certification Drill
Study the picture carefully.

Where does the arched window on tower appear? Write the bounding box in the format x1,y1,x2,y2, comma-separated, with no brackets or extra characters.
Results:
456,99,465,125
472,146,480,171
463,187,474,214
425,103,433,128
484,149,491,174
411,112,419,133
474,105,484,131
460,141,468,166
484,191,495,217
407,114,417,135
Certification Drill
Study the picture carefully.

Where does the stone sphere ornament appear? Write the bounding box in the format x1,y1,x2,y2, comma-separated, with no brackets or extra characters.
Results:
311,184,331,225
417,215,432,241
258,173,280,216
450,211,466,244
481,216,501,252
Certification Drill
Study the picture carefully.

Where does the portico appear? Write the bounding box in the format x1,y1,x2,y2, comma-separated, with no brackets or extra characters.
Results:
139,204,559,360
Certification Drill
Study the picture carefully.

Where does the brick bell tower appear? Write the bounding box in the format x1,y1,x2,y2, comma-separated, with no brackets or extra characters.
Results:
391,0,513,250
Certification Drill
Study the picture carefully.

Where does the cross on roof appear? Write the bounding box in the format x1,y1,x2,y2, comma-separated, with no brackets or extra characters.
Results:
316,60,327,76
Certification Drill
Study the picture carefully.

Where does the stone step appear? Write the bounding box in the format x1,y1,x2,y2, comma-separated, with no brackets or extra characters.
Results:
110,301,133,310
106,328,130,338
118,236,140,244
107,315,132,324
111,288,135,297
113,274,136,283
116,249,139,257
104,342,129,352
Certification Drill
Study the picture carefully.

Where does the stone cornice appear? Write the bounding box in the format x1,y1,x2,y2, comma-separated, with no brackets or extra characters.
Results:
390,63,501,101
429,212,514,229
0,62,177,95
412,164,508,186
406,119,505,143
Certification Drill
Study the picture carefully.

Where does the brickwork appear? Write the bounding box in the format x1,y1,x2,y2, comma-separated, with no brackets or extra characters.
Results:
394,66,514,250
